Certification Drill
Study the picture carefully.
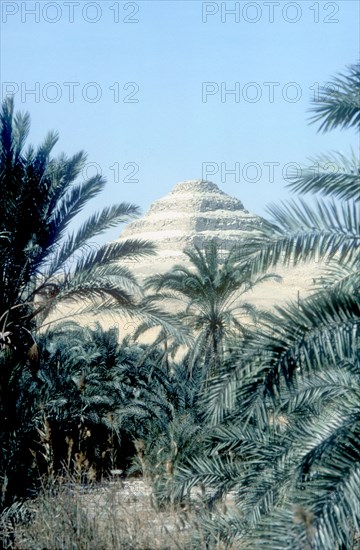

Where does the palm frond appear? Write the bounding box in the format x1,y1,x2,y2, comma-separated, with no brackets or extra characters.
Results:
48,173,105,245
241,197,359,275
314,256,360,293
73,239,156,274
132,299,192,346
287,150,360,201
309,62,360,132
12,110,31,159
205,291,360,425
45,204,143,276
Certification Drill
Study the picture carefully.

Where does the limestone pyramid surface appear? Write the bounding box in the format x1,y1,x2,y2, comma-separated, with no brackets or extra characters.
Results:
116,179,321,309
118,179,263,275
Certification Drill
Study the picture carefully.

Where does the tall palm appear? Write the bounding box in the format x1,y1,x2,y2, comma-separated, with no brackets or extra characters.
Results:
0,98,158,344
145,240,278,376
170,63,360,549
0,97,157,507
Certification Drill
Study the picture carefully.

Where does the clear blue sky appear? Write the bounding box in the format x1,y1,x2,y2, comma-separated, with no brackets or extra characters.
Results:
1,0,359,242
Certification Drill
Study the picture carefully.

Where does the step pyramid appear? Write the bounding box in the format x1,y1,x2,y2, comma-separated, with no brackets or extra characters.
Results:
116,179,320,309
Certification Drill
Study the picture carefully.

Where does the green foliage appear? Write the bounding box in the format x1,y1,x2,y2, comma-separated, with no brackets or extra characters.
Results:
145,240,279,377
20,322,199,482
118,355,207,491
309,62,360,132
0,98,155,342
2,318,206,505
1,64,359,548
166,62,360,549
0,97,155,507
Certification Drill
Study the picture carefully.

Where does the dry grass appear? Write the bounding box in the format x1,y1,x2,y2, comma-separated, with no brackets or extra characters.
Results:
1,476,234,550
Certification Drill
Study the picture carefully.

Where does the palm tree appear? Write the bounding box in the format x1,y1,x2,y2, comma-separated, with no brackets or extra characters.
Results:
169,62,360,549
0,97,158,507
25,322,136,480
0,97,157,347
145,240,279,376
238,62,359,280
116,352,206,494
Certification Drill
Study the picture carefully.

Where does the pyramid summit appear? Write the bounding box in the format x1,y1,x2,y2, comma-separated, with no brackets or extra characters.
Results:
119,179,263,266
165,179,243,202
150,179,247,212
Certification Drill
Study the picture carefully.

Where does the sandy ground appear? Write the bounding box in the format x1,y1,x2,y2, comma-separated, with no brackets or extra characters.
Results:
77,477,238,541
